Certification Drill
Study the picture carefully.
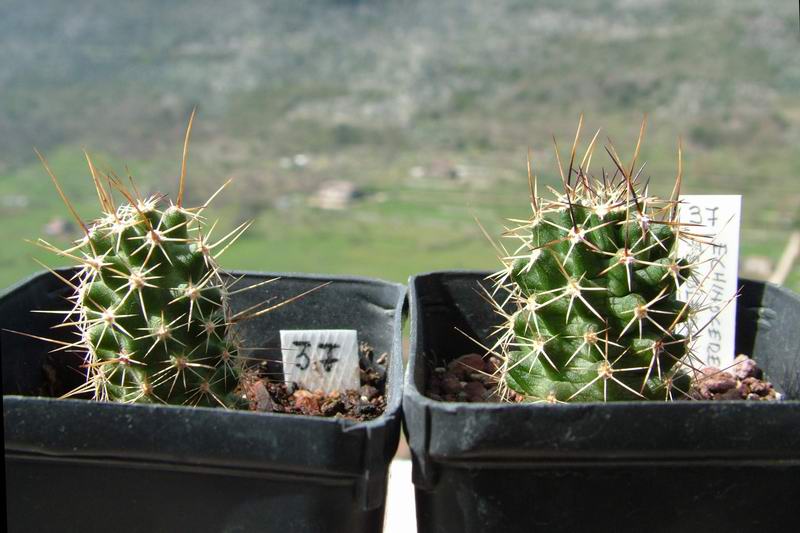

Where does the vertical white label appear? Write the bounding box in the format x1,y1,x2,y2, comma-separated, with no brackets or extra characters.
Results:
677,195,742,368
280,330,360,393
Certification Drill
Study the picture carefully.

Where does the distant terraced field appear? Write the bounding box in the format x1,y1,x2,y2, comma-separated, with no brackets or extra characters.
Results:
1,0,798,290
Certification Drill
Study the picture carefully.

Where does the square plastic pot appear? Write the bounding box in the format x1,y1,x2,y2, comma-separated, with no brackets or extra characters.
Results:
404,271,800,533
3,269,406,533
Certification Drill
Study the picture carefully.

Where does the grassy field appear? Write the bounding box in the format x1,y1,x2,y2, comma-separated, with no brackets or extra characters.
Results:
1,0,798,290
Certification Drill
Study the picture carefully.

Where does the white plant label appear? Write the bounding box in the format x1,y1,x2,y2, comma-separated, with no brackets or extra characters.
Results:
677,195,741,368
280,329,360,393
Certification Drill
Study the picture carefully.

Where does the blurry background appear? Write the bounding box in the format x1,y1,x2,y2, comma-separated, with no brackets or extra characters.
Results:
1,0,798,290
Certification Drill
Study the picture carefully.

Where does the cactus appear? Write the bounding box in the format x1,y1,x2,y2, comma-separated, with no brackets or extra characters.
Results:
33,112,253,408
493,118,705,402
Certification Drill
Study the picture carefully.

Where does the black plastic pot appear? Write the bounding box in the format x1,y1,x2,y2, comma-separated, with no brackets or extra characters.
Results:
3,269,405,533
404,271,800,533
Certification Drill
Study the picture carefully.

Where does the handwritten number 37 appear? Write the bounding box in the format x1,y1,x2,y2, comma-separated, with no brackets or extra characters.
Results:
293,341,341,372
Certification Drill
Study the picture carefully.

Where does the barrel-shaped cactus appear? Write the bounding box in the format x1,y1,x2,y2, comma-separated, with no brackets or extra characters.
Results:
35,113,250,407
494,120,702,402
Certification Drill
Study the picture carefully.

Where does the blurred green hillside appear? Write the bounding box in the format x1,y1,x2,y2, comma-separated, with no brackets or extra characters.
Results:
1,0,798,289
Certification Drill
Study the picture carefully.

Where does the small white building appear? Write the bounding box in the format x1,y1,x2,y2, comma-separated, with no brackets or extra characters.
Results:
308,180,362,210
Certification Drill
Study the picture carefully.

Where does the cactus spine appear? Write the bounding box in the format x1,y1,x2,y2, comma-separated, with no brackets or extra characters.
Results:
494,118,704,402
36,112,251,407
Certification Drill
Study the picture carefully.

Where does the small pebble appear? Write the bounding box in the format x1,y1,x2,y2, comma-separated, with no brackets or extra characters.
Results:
252,382,274,412
441,376,462,394
464,381,487,402
699,367,737,393
448,353,485,380
732,354,762,380
360,384,379,400
747,379,771,395
717,388,743,401
292,390,320,414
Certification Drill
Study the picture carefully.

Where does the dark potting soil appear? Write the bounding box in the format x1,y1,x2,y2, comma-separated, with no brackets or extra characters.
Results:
426,353,781,403
245,343,388,421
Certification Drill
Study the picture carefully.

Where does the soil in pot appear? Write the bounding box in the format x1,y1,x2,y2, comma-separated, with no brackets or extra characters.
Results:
426,352,780,403
26,335,390,421
244,342,388,421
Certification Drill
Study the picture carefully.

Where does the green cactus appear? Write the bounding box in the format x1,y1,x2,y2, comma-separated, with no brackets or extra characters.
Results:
494,119,702,402
35,112,251,408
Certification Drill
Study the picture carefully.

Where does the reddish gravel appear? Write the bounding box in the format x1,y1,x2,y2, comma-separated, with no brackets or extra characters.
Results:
244,344,388,421
690,354,781,401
